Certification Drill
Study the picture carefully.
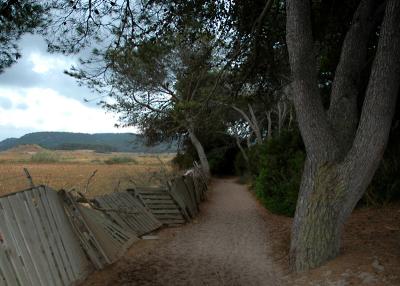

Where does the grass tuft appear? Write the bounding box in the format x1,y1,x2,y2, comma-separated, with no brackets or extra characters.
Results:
104,156,137,165
30,151,60,163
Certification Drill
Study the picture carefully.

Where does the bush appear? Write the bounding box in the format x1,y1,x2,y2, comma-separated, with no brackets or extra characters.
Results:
104,156,137,165
172,151,195,170
30,151,60,163
254,130,305,217
234,144,264,177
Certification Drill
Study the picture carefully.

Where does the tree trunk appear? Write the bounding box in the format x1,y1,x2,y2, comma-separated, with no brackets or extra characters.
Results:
266,110,272,140
188,128,211,178
232,105,263,145
277,101,287,135
286,0,400,272
235,135,250,166
248,104,263,144
290,160,346,270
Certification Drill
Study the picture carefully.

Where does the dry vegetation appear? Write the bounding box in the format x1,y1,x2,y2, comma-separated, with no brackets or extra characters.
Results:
0,145,176,197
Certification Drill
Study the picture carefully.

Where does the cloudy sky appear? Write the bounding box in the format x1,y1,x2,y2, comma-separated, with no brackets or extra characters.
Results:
0,34,137,141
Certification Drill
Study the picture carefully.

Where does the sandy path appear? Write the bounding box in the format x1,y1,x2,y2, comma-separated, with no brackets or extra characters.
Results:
83,178,283,286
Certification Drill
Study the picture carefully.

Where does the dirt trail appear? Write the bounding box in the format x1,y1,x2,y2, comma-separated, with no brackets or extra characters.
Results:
83,178,284,286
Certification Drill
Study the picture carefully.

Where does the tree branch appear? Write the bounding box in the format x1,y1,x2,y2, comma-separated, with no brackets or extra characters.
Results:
286,0,338,160
344,0,400,211
328,0,381,154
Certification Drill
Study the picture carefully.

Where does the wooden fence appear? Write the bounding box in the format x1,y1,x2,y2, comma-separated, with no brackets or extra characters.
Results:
0,164,208,285
131,186,186,226
93,192,162,236
0,186,91,286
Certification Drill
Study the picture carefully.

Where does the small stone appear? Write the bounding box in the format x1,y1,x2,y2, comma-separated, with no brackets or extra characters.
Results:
358,272,377,284
372,259,385,272
323,270,332,276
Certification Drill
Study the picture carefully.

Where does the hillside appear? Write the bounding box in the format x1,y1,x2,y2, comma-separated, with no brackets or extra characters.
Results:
0,132,176,153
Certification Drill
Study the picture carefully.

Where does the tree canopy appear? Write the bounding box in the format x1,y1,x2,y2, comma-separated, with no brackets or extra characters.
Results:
20,0,400,273
0,0,47,72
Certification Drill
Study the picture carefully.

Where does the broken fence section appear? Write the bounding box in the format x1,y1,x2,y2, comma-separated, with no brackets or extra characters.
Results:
92,192,162,236
131,186,186,226
134,164,209,225
0,163,209,286
0,186,91,286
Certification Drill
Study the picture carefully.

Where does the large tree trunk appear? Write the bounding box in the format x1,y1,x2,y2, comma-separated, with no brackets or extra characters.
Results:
290,160,345,270
188,128,211,178
286,0,400,272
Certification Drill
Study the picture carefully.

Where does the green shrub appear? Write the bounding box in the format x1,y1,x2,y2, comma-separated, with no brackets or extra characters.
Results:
254,130,305,217
104,156,137,164
172,151,195,170
234,144,265,177
30,151,60,163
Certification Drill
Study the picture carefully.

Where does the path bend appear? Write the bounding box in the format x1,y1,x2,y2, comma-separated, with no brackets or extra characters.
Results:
83,178,283,286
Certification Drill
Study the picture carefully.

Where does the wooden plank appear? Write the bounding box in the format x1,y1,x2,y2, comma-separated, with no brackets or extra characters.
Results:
141,199,174,204
0,206,31,286
32,188,71,285
173,177,197,217
159,220,186,225
22,191,62,286
151,209,182,214
95,197,133,232
139,196,172,201
39,188,76,282
134,187,167,193
46,188,91,282
0,244,19,285
61,191,110,269
155,214,186,219
123,192,162,234
8,194,54,286
1,198,40,285
167,181,190,221
77,205,138,263
145,204,179,209
185,176,199,203
184,176,198,211
96,193,150,236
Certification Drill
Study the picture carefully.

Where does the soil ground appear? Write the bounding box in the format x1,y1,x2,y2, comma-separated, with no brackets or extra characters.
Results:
83,178,283,286
82,178,400,286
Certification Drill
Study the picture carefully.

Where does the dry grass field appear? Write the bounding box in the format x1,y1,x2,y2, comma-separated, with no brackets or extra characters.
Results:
0,145,176,197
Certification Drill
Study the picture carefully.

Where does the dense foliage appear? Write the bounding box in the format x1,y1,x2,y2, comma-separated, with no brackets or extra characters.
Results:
253,131,305,216
0,0,46,72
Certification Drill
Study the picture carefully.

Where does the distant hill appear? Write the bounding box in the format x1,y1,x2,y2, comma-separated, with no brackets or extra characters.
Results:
0,132,176,153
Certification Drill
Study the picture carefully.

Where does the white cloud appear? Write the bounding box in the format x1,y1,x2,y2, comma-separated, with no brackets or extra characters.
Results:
28,53,74,74
0,87,137,134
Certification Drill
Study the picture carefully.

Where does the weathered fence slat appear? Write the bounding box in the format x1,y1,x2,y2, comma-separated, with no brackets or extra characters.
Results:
2,198,42,286
0,244,19,286
61,191,111,269
22,191,63,286
0,164,208,286
46,187,91,281
93,192,162,236
10,193,56,286
0,186,92,286
133,187,186,226
31,188,71,285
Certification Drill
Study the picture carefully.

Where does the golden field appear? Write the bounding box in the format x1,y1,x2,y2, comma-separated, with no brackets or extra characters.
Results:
0,145,176,197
